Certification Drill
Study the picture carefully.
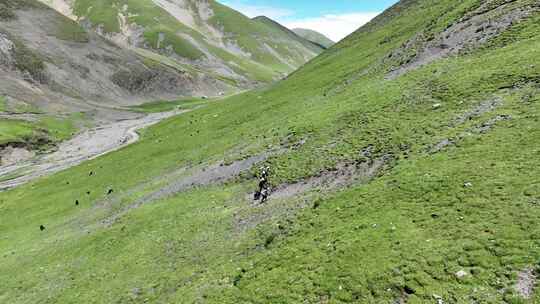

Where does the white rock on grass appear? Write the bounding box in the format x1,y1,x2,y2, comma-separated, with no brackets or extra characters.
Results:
455,270,468,278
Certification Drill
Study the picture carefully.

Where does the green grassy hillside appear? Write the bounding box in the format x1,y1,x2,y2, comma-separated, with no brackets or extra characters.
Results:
1,0,540,303
253,16,324,54
0,114,81,149
40,0,323,84
293,28,335,48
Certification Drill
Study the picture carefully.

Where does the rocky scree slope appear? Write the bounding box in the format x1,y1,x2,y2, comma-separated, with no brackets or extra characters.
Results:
0,0,226,115
0,0,223,165
1,0,540,303
38,0,324,85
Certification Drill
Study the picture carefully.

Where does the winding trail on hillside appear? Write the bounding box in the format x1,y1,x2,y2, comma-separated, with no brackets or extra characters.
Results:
0,109,190,191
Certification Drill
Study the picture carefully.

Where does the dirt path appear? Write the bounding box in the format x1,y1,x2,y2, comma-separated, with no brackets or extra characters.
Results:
100,153,270,226
0,109,190,191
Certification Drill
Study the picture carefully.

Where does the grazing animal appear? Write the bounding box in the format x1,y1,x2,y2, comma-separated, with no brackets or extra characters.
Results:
86,191,91,195
75,200,79,206
107,189,114,195
39,225,45,231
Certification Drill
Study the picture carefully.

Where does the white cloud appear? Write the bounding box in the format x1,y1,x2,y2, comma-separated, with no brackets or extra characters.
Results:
282,12,380,42
219,1,380,42
221,1,294,19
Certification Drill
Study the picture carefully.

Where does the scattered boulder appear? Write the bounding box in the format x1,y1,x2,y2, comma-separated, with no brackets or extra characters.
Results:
455,270,468,278
433,294,444,304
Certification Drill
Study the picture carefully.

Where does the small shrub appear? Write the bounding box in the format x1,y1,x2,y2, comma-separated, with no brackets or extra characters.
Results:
0,3,16,20
0,0,40,20
12,44,47,84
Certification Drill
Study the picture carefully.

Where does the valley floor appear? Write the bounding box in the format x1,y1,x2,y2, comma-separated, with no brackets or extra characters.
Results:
0,109,188,191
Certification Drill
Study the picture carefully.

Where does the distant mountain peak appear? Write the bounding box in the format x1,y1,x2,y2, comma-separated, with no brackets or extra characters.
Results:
292,28,334,49
251,15,325,54
37,0,323,87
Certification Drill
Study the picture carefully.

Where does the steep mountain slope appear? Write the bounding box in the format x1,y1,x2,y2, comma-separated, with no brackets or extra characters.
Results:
38,0,324,84
2,0,540,303
253,16,325,53
293,27,335,48
0,0,225,163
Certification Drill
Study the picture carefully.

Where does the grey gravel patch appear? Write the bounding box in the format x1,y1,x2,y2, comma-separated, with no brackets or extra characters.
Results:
387,2,538,79
429,114,512,153
141,154,268,199
428,96,508,153
271,156,389,201
234,156,391,233
515,268,536,299
454,97,503,126
430,138,455,154
0,146,35,166
472,114,512,133
102,153,271,226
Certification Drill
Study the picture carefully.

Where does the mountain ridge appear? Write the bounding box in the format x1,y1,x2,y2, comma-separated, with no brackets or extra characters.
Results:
38,0,324,85
293,27,335,48
252,16,325,53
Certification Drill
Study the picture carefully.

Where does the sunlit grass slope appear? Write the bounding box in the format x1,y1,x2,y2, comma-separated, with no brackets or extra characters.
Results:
1,0,540,303
0,114,80,147
293,28,335,49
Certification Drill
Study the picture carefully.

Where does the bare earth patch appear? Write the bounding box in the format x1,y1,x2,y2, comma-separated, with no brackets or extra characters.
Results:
235,155,391,233
387,1,538,79
101,152,273,226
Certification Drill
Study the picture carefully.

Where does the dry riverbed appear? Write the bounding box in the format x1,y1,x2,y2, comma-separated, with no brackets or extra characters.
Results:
0,109,188,191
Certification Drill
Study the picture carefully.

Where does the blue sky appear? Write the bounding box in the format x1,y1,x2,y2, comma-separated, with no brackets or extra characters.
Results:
218,0,398,41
